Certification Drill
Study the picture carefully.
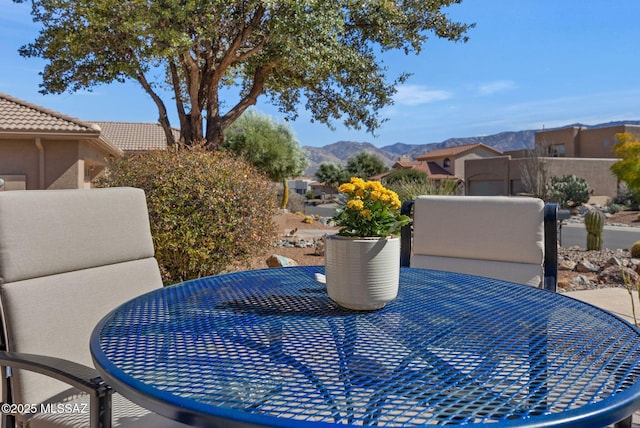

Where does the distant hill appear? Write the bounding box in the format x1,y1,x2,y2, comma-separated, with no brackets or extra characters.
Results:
301,120,640,176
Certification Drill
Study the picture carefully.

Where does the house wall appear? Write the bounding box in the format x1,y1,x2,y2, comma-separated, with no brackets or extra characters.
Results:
466,156,619,198
465,156,510,196
535,127,580,157
545,158,619,197
0,139,39,189
535,124,640,159
0,137,111,190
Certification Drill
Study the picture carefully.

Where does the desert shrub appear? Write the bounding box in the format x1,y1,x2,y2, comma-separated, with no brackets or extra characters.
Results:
385,177,460,201
97,146,278,284
548,175,590,208
285,191,306,213
608,203,623,214
382,169,430,186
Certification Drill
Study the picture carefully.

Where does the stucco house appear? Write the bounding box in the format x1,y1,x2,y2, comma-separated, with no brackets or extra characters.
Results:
0,92,122,190
413,143,503,183
0,93,182,191
464,124,637,198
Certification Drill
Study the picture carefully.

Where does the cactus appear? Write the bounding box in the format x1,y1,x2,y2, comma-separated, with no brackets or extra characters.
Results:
584,209,604,251
631,241,640,258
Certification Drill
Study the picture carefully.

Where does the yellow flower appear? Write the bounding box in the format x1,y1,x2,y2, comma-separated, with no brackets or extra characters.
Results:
347,199,364,210
339,183,355,193
333,177,411,237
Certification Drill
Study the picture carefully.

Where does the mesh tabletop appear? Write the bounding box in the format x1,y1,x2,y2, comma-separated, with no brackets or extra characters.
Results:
91,266,640,427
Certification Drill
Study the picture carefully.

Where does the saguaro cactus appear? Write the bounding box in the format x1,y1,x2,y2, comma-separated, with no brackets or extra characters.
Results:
585,209,604,251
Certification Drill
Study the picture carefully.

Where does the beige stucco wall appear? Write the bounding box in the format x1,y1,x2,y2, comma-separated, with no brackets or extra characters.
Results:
545,158,619,197
536,125,640,159
0,136,113,190
0,139,39,189
535,127,580,157
466,156,620,198
465,156,510,196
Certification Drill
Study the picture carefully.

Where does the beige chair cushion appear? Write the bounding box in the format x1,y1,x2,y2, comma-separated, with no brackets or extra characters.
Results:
411,195,545,286
411,255,543,287
1,259,162,406
0,188,155,283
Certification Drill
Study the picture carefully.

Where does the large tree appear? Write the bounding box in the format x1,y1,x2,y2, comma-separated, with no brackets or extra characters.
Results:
223,109,307,209
346,151,388,179
16,0,472,148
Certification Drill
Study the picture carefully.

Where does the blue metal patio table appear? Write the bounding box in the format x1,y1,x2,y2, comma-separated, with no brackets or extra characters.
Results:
90,266,640,427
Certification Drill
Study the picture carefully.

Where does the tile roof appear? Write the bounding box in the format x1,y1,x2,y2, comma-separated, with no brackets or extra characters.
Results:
0,92,101,134
91,121,179,151
415,143,502,160
373,161,458,181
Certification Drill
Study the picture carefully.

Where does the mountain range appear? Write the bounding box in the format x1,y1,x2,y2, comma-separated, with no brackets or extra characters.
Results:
301,120,640,176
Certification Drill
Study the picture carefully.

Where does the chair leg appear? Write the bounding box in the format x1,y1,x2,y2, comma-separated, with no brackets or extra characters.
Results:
90,384,113,428
614,414,632,428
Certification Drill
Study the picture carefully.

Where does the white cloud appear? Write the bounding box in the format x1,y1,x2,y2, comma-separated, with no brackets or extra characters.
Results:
477,80,516,96
394,85,452,106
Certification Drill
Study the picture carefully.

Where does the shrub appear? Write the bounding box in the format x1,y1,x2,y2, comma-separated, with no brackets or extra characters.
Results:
548,175,590,208
382,169,430,186
608,203,623,214
385,177,460,201
285,191,306,213
97,147,278,283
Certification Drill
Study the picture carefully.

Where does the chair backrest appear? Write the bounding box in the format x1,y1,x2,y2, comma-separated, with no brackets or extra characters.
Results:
0,188,163,406
401,195,557,290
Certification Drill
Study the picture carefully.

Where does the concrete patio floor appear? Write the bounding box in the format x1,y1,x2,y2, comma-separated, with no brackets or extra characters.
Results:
564,288,640,427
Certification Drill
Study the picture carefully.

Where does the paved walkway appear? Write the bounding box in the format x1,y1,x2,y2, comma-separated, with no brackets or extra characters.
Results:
564,288,640,427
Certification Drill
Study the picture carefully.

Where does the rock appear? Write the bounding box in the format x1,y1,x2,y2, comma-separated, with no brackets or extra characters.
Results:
575,259,599,273
558,259,576,271
598,266,639,285
314,236,325,256
266,254,299,268
606,256,623,267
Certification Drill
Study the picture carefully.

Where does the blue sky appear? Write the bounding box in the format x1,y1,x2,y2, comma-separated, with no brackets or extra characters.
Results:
1,0,639,148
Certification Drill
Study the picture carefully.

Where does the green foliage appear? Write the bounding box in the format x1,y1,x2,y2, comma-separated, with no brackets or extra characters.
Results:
18,0,473,147
333,177,410,237
584,209,604,251
345,151,388,179
382,169,430,186
223,109,307,209
548,175,590,208
631,241,640,259
315,163,349,189
97,147,278,284
611,133,640,192
385,177,460,201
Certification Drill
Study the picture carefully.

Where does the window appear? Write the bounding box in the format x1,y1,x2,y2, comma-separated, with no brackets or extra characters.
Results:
443,158,451,168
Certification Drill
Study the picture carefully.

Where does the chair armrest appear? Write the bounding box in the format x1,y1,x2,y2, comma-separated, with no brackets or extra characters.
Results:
400,200,415,267
0,351,110,396
543,203,558,292
0,351,113,428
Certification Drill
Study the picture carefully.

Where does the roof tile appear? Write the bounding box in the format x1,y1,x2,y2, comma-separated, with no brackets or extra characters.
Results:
416,143,502,160
91,121,179,151
0,92,99,133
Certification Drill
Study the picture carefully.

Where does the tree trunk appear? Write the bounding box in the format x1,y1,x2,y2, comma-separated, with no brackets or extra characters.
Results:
281,178,289,210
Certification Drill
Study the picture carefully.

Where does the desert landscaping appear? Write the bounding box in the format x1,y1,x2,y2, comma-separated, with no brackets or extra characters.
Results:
236,209,640,294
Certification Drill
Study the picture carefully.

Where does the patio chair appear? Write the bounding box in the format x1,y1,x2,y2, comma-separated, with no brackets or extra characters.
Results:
400,195,558,292
0,188,188,428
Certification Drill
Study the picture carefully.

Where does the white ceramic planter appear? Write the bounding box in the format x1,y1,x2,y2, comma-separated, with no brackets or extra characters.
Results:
324,235,400,310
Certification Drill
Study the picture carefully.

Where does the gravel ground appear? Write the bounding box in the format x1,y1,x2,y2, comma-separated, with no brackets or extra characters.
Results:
237,210,640,292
